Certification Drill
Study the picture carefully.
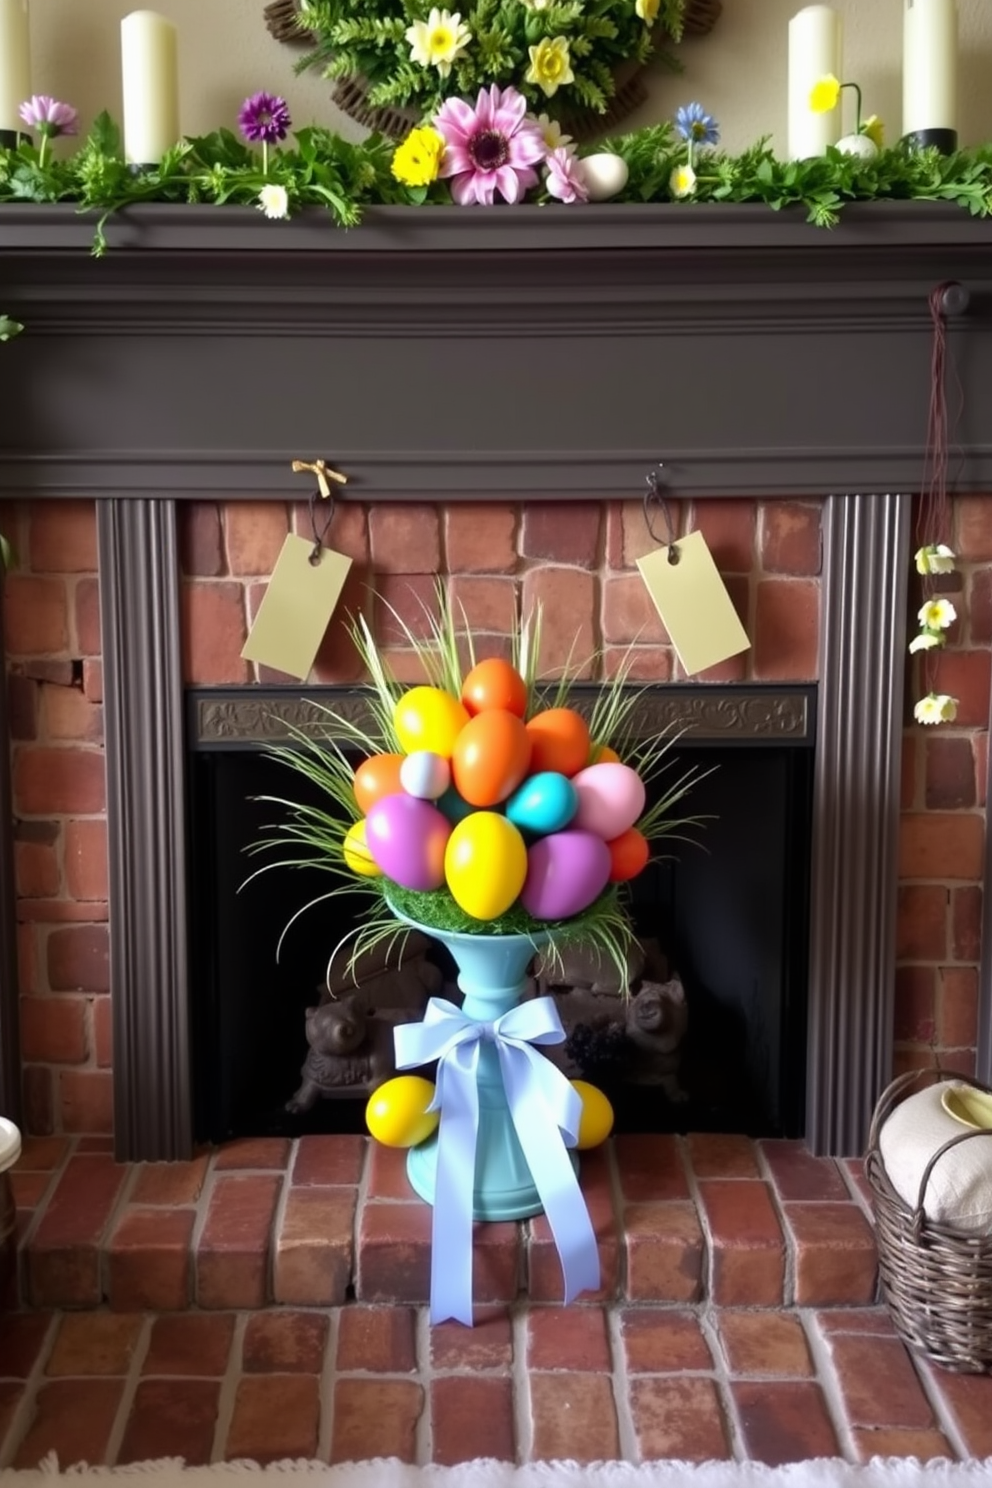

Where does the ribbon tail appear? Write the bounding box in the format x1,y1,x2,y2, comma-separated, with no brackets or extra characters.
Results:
428,1044,480,1326
502,1051,600,1305
518,1116,600,1303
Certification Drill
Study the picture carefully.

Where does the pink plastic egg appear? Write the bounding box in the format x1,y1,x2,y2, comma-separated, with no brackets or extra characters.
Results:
365,794,451,891
570,762,646,841
519,830,611,921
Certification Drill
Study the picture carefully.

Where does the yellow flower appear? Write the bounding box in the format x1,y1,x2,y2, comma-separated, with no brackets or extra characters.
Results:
809,75,841,113
636,0,660,20
405,8,471,78
533,112,573,153
861,114,884,148
526,36,575,98
391,126,445,187
670,163,697,198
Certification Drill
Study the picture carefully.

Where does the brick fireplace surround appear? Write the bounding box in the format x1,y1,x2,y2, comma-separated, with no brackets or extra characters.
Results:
0,203,991,1469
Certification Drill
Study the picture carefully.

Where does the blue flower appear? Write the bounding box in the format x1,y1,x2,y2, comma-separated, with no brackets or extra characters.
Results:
674,103,719,148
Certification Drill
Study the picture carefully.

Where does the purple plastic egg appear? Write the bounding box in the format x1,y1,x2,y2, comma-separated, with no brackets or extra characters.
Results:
519,830,611,921
571,762,646,840
365,794,451,891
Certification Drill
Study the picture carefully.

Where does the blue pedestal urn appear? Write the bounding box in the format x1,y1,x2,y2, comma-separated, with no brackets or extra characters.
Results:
391,908,576,1220
386,908,600,1323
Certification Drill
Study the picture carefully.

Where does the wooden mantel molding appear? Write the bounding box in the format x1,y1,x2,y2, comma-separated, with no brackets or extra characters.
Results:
2,201,991,502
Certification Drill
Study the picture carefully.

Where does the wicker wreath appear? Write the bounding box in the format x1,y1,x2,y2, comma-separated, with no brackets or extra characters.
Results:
263,0,723,143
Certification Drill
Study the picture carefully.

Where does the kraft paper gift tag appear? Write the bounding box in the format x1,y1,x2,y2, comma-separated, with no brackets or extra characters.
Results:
636,528,750,676
241,533,351,681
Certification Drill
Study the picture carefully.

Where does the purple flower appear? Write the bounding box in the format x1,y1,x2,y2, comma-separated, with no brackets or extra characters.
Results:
545,147,589,204
674,102,719,148
434,85,545,206
238,92,292,146
18,95,78,138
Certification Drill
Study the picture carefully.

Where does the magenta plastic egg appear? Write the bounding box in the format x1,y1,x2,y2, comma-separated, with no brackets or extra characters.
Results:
365,794,451,891
519,830,611,921
570,762,646,841
399,750,450,800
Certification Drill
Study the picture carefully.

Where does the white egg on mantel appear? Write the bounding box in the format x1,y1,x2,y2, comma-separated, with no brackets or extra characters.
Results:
579,152,630,202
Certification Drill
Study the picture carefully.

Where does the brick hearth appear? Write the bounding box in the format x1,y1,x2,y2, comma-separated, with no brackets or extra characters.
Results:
5,1130,992,1468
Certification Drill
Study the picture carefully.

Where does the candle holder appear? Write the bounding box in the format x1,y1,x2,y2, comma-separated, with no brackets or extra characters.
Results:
900,128,958,156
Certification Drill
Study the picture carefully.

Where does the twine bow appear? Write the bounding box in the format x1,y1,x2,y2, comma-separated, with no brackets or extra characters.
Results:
291,458,348,499
394,996,601,1326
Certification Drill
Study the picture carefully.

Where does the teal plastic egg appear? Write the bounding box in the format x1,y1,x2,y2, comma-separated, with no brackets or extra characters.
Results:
505,771,578,836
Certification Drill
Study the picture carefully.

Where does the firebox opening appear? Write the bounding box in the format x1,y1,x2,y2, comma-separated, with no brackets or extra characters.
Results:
186,686,815,1146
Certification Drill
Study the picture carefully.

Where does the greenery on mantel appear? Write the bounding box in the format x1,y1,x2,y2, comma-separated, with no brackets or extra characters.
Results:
2,111,992,255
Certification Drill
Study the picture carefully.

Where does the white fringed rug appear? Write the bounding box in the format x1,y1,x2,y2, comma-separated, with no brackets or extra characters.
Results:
3,1458,992,1487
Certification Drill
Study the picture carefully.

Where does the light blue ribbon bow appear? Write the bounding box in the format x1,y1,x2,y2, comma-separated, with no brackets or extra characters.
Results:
394,996,601,1325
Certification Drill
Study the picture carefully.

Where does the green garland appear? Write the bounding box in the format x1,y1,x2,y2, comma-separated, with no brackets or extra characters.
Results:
2,112,992,257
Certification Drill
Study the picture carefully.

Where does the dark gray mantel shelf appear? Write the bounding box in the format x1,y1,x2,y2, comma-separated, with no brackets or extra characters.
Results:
2,201,991,501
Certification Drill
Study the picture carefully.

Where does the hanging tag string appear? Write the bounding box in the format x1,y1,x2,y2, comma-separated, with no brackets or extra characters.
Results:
291,458,349,566
918,285,967,692
306,490,337,566
643,465,680,565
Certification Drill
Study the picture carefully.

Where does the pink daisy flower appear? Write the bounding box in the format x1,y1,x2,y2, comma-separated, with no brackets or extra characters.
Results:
545,147,589,204
434,84,545,206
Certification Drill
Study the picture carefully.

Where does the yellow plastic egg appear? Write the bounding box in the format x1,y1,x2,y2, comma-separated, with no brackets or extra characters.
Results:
570,1080,615,1150
365,1075,440,1148
342,819,381,878
393,686,470,759
444,811,527,920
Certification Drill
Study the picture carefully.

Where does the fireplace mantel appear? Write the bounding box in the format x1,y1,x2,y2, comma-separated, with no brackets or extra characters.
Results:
2,201,992,501
2,201,989,1159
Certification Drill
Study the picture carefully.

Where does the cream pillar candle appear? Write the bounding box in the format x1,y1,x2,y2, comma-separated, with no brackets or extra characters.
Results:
787,5,842,159
0,0,31,138
121,9,179,165
903,0,957,140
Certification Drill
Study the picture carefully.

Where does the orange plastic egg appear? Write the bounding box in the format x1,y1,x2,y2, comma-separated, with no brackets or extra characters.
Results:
461,657,528,719
607,826,650,882
525,708,591,778
591,743,622,766
451,709,532,807
353,753,405,814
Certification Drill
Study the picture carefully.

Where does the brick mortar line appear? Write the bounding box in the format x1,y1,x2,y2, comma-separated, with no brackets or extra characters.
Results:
0,1311,59,1471
801,1308,881,1465
508,1304,532,1466
268,1142,296,1304
102,1312,153,1467
753,1144,798,1307
97,1152,142,1307
676,1135,714,1305
211,1312,249,1463
604,1302,639,1462
315,1306,341,1465
697,1304,755,1465
912,1355,975,1462
14,1136,79,1288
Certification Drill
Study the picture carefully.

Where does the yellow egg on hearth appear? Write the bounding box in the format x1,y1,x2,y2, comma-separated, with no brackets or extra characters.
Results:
365,1076,439,1148
570,1080,614,1150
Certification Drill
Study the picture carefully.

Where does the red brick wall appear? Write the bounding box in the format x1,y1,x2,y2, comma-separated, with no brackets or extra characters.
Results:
895,496,991,1080
3,493,988,1139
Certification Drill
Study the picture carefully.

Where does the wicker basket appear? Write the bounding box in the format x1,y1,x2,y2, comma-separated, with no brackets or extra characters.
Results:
866,1068,992,1373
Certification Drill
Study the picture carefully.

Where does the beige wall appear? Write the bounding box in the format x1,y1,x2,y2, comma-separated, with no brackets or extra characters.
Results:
26,0,992,156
